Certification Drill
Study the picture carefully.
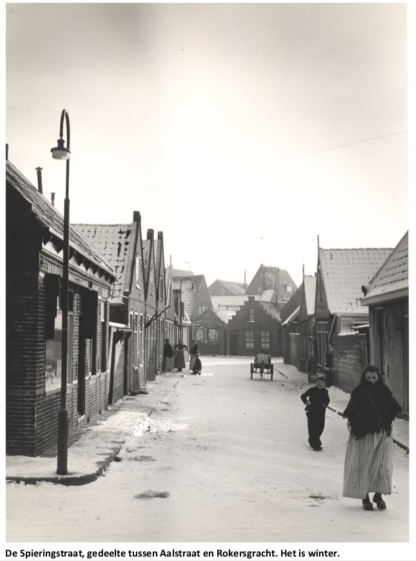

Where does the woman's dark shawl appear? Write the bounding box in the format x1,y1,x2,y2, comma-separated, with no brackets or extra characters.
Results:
343,379,402,440
163,343,174,358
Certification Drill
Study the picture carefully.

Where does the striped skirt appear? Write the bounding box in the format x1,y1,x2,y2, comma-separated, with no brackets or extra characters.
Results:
343,431,393,499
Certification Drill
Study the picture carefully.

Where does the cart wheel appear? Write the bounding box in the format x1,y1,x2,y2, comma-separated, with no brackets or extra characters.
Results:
250,364,254,379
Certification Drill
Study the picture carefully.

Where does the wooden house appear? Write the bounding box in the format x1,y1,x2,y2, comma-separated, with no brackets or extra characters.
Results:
226,296,281,357
75,212,147,399
280,285,302,367
194,307,236,355
360,231,409,417
315,245,392,391
6,160,116,455
298,275,316,375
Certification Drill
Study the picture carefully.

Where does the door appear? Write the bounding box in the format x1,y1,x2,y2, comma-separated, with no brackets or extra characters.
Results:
230,331,239,355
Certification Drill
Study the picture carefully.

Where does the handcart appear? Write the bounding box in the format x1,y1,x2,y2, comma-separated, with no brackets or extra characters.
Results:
250,351,274,380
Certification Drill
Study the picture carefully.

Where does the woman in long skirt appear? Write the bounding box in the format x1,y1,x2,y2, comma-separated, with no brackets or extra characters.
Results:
163,338,175,372
342,364,401,511
174,339,188,372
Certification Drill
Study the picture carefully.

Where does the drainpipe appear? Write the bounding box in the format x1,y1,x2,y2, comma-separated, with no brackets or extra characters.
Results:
36,167,43,194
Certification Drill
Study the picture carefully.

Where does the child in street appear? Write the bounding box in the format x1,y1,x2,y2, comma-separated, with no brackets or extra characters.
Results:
300,373,330,451
192,355,202,375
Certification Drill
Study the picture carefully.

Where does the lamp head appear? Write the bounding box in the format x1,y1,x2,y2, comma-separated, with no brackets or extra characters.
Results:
51,138,70,160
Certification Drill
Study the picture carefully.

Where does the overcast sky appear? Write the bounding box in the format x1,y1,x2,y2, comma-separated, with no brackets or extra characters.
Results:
5,3,410,288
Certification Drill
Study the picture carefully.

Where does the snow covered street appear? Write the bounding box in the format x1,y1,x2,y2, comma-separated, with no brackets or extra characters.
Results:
5,358,410,558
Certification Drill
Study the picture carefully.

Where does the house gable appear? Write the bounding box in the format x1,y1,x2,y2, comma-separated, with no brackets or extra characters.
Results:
143,232,157,309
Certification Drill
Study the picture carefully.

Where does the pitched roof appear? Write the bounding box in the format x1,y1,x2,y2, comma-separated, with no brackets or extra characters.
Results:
209,279,246,295
304,275,316,316
361,232,408,306
281,306,300,326
7,160,115,279
319,247,393,314
280,284,303,323
74,223,137,299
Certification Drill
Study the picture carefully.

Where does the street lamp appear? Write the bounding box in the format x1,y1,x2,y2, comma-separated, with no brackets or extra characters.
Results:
51,109,71,475
179,277,194,340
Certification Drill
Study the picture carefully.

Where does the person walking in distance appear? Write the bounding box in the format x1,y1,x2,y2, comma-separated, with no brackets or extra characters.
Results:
342,364,402,511
300,373,330,451
189,339,199,372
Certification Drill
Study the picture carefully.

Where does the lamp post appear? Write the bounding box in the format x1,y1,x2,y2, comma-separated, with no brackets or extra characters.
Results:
51,109,71,475
179,277,194,341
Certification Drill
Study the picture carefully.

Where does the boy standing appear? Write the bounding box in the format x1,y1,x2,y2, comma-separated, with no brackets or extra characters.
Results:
300,374,330,451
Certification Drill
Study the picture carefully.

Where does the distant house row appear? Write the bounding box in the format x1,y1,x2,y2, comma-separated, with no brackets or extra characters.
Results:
195,265,298,357
281,235,409,417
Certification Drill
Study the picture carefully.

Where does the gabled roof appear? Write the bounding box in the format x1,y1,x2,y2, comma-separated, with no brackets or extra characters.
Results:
209,279,246,295
319,247,393,314
361,232,408,306
75,223,137,300
280,285,303,323
7,160,115,280
304,275,316,316
172,274,204,291
282,306,300,326
245,265,297,302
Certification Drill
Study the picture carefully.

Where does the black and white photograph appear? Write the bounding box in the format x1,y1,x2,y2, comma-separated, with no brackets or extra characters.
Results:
3,2,412,559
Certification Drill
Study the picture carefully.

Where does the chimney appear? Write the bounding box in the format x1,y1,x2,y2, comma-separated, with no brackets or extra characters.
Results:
36,167,43,194
6,144,9,160
147,228,154,240
133,211,141,225
158,231,163,241
51,193,56,207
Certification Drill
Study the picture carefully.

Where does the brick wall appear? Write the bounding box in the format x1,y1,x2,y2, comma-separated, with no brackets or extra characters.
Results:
6,272,44,456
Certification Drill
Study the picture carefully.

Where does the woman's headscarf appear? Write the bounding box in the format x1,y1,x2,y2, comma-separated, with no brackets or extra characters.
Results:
343,365,402,439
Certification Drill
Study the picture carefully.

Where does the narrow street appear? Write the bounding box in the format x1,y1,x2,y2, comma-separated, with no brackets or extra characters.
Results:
6,358,409,543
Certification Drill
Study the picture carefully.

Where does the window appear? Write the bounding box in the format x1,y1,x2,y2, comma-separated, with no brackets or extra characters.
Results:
248,309,255,322
159,276,164,301
245,330,255,348
208,329,220,344
45,310,74,391
260,331,270,349
317,322,329,367
287,285,292,293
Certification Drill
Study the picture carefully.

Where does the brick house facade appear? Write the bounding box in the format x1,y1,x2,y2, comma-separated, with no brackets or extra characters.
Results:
6,160,115,456
226,296,281,357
